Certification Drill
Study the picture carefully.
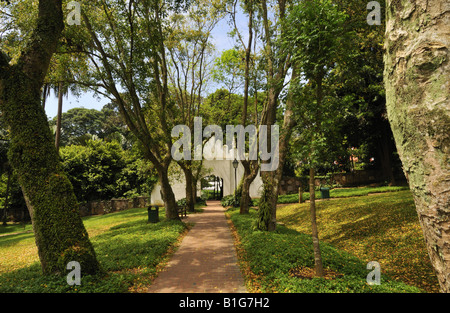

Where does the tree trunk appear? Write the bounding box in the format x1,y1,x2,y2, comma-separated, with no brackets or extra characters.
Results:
239,160,258,214
180,162,195,212
1,67,100,277
55,81,63,151
157,165,180,220
309,167,324,277
255,172,279,231
238,1,256,215
384,0,449,292
0,0,100,276
256,65,298,231
299,185,304,203
192,178,197,205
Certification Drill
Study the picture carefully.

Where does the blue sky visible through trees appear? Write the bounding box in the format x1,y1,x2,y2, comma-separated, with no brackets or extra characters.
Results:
45,12,243,119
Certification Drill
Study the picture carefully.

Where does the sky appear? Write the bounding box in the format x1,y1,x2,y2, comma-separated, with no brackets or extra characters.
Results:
45,13,244,119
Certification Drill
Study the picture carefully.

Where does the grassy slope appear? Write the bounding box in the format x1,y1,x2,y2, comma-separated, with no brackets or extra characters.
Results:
276,190,439,292
276,185,410,204
229,190,439,293
1,190,439,293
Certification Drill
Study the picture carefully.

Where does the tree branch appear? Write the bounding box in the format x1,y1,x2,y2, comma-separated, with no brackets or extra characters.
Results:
0,9,13,18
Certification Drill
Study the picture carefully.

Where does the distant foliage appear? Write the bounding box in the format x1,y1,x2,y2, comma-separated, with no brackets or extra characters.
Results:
60,139,155,203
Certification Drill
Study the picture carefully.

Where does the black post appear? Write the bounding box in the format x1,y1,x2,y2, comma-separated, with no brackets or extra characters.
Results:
233,159,239,207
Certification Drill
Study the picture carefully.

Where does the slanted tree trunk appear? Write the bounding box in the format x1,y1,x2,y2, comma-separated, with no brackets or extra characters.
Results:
179,162,195,212
239,160,258,214
384,0,449,292
237,1,258,215
256,60,298,231
0,0,99,275
153,161,179,220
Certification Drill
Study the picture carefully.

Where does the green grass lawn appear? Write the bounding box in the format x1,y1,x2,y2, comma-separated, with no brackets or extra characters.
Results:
1,191,438,293
0,207,188,293
0,223,33,235
228,190,439,293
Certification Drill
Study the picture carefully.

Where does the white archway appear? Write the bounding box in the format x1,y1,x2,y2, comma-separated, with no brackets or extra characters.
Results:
149,137,263,206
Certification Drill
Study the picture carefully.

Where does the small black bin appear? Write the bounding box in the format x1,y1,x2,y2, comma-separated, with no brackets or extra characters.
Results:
320,187,330,199
148,205,159,223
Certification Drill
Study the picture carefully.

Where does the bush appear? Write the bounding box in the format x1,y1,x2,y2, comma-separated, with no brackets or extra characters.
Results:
177,197,206,207
60,140,154,202
221,194,237,207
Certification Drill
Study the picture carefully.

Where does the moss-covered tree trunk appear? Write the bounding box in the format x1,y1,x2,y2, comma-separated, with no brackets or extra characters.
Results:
0,0,99,275
179,161,195,213
239,160,258,214
256,63,298,231
384,0,449,292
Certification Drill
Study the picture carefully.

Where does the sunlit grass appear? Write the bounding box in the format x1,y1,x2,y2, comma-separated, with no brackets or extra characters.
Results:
0,207,188,292
228,200,423,293
0,232,38,274
276,190,440,292
274,185,410,204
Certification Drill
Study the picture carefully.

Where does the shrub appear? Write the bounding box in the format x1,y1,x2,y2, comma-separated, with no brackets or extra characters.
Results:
177,197,206,206
60,140,154,202
221,194,237,207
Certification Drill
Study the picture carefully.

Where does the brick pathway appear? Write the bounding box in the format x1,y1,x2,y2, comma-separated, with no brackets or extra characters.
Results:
146,200,247,293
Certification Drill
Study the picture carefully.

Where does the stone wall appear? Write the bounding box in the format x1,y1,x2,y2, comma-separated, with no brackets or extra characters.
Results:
279,177,302,195
79,196,150,217
330,170,384,186
278,170,387,195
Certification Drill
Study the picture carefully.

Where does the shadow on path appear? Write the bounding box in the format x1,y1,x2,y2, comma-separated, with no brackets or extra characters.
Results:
145,200,247,293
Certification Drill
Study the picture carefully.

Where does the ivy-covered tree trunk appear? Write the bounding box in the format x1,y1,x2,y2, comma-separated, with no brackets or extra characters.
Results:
179,161,195,212
239,160,258,214
384,0,449,292
0,0,99,275
256,64,298,231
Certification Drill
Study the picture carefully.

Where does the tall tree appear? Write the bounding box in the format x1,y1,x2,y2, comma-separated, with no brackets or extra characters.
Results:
285,0,352,276
254,0,295,231
0,0,99,275
73,0,186,219
166,0,221,211
384,0,449,292
227,0,262,214
49,107,104,146
48,54,90,151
